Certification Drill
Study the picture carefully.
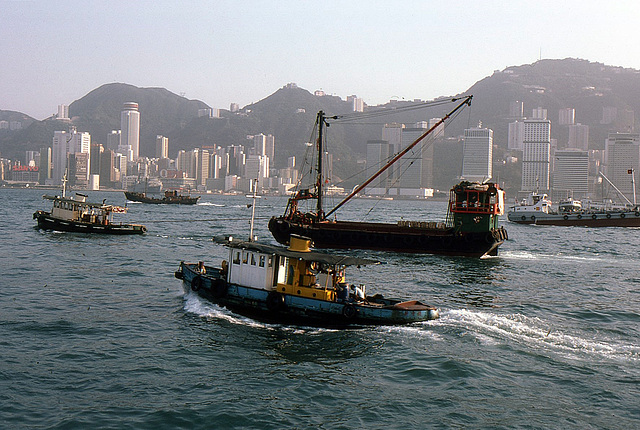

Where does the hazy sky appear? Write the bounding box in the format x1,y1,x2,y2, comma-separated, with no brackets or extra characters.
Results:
2,0,639,120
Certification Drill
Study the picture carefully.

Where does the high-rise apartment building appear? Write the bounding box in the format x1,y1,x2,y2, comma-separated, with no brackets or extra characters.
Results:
568,124,589,150
106,130,121,152
604,132,640,200
558,108,576,125
521,119,551,191
462,126,493,182
509,101,524,119
121,102,140,160
508,121,525,150
156,135,169,159
552,149,589,199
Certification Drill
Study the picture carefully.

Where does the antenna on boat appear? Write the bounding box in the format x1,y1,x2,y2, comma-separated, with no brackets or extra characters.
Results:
248,178,260,242
630,168,637,207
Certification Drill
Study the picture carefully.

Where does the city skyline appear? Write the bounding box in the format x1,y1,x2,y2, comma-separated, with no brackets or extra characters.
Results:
2,1,640,120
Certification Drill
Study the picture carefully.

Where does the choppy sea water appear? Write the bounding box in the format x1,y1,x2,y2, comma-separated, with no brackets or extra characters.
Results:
1,188,639,429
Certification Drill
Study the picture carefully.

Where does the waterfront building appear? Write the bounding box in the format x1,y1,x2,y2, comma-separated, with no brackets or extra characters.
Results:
156,135,169,159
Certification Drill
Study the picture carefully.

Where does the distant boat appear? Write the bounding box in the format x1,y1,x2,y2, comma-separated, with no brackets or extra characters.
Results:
34,192,147,234
175,234,440,327
124,190,200,205
508,191,640,227
268,96,508,258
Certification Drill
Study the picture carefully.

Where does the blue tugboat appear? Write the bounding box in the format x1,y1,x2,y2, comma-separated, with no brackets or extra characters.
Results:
175,235,439,327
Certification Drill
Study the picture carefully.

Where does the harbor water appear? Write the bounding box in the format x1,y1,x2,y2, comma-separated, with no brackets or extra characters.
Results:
1,188,639,429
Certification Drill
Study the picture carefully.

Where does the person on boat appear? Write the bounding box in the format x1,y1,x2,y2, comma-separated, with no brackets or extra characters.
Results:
221,260,228,278
197,261,206,274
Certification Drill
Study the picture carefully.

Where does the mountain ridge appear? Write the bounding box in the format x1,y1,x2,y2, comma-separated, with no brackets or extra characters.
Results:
2,58,640,190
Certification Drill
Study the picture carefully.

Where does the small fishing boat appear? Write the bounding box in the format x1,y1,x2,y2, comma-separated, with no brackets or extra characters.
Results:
124,190,200,205
34,192,147,234
175,234,439,327
268,96,508,257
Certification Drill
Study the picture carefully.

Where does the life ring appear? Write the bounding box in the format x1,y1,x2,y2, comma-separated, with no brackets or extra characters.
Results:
606,213,611,219
342,304,357,319
620,213,626,218
592,214,597,220
563,215,569,220
191,276,203,292
212,278,228,298
266,292,285,312
577,214,582,219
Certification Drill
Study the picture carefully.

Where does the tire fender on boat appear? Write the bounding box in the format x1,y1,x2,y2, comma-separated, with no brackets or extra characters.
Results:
606,213,611,219
592,214,597,220
212,278,228,298
266,291,286,312
191,276,203,292
620,213,626,218
577,214,582,219
563,215,569,220
342,304,357,319
485,232,495,244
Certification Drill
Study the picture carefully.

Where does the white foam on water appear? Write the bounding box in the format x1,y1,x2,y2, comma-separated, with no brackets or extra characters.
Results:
438,308,640,363
182,291,334,334
197,202,224,207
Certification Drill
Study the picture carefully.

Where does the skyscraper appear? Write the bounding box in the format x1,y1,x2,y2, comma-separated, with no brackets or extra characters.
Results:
553,150,589,199
605,132,640,200
121,102,140,160
52,129,91,185
462,126,493,182
521,119,551,192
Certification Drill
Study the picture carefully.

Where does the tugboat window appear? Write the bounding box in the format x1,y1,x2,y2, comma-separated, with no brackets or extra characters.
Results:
251,253,256,265
233,251,241,264
259,255,265,267
242,252,249,264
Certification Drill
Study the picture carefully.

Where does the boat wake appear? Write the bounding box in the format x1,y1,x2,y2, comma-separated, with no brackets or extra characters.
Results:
182,291,333,334
434,309,640,363
501,250,606,263
197,202,224,207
